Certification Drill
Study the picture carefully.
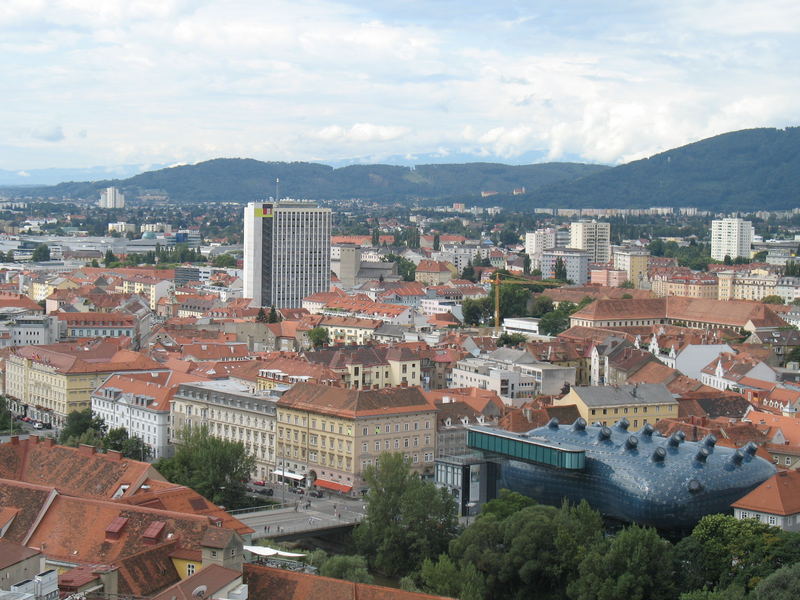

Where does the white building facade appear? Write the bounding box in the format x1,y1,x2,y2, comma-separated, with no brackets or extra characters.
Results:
711,218,754,261
540,248,590,285
570,220,611,263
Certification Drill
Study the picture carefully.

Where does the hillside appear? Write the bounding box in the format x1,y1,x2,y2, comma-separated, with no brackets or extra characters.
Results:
512,127,800,211
4,160,608,204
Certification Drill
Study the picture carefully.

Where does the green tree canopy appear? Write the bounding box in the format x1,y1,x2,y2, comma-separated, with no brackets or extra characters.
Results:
753,561,800,600
104,427,152,460
268,305,279,323
32,244,50,262
320,555,374,584
308,326,329,348
59,408,107,444
383,254,417,281
568,525,676,600
153,425,255,509
354,453,458,578
211,253,237,268
497,332,528,347
762,295,785,305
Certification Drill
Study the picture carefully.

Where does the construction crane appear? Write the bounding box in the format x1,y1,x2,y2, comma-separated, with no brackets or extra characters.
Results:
489,272,563,330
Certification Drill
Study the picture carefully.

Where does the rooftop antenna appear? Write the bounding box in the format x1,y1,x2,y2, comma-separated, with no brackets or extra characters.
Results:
275,178,280,202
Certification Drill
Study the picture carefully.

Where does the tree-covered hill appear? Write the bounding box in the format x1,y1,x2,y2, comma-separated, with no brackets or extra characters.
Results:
6,127,799,210
5,159,608,204
515,127,800,211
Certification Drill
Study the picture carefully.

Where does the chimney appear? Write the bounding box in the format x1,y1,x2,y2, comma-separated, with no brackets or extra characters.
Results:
42,437,54,448
9,436,18,445
29,435,39,445
106,449,123,461
78,444,97,457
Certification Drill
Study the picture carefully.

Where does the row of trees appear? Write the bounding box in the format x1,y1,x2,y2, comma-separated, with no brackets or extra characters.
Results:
59,408,151,460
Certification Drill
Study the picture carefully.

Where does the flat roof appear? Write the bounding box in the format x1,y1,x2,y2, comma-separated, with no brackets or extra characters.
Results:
468,425,585,454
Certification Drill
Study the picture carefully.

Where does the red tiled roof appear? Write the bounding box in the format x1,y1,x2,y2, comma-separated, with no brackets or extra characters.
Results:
244,564,455,600
277,382,436,419
732,470,800,515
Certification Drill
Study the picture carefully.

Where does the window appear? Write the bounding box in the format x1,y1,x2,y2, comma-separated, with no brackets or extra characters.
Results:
394,439,399,449
786,457,792,466
385,424,390,433
187,564,196,576
768,515,777,526
362,427,368,436
375,441,381,451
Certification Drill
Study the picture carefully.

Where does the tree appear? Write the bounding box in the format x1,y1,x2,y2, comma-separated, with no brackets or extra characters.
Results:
497,332,528,347
153,425,255,509
762,295,785,305
371,228,380,246
104,427,151,460
104,249,117,266
256,307,268,323
530,295,554,318
31,244,50,262
619,279,635,289
753,561,800,600
320,555,374,584
568,525,675,600
59,408,107,444
673,514,800,595
308,326,329,348
0,397,22,435
433,233,440,251
462,261,476,282
268,305,279,323
383,254,416,281
462,297,492,326
554,256,568,281
354,453,457,578
211,253,237,268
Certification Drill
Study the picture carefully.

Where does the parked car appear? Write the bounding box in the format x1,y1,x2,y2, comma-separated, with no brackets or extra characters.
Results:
309,489,324,498
289,487,305,495
256,488,274,496
252,480,267,487
33,422,43,430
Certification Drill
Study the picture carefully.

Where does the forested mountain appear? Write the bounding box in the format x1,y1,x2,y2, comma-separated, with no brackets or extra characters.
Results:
515,127,800,211
5,127,799,210
4,160,607,204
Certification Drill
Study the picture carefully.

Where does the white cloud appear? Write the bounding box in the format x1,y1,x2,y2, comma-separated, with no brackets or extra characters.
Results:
0,1,798,169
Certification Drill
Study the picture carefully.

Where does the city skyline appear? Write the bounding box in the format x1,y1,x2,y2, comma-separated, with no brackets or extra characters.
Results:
2,1,798,173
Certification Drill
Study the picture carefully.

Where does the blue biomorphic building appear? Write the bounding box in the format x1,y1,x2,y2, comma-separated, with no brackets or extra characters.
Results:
444,418,776,529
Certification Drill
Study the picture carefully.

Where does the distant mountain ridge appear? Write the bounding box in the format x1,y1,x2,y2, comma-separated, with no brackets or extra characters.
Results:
3,127,798,210
1,160,607,204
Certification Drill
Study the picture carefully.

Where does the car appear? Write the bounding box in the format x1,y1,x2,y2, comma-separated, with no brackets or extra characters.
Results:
309,489,324,498
256,488,274,496
289,487,305,494
33,422,43,430
252,480,267,487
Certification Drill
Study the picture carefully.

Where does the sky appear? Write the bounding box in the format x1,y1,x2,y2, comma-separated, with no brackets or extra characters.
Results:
1,0,799,176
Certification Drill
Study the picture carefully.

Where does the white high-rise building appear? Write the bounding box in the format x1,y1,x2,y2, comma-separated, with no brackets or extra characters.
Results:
243,200,331,308
570,220,611,263
98,186,125,209
711,218,754,261
524,228,556,257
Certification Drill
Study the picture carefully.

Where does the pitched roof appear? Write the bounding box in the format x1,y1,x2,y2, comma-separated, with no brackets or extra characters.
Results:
0,537,40,569
244,564,455,600
151,564,241,600
732,470,800,516
0,437,157,499
570,383,677,407
277,382,436,419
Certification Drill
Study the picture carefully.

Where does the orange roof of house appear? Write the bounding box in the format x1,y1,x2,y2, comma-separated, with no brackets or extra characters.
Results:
96,370,209,411
732,470,800,515
12,341,162,374
244,564,455,600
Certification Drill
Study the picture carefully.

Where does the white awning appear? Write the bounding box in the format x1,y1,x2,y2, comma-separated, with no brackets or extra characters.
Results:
244,545,306,558
272,469,304,480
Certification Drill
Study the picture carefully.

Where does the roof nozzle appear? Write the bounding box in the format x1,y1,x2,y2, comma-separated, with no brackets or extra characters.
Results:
640,423,654,437
695,447,710,463
616,418,629,431
572,418,586,431
731,450,745,466
652,447,666,462
688,479,704,494
702,434,717,448
598,427,612,441
625,436,639,450
742,442,758,456
547,418,559,430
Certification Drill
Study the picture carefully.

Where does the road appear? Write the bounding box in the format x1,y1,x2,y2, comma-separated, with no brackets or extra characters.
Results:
239,482,366,538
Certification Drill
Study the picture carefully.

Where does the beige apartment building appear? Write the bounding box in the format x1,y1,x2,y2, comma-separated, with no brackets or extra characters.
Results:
304,346,422,389
651,273,719,299
5,341,163,428
554,383,679,428
275,382,437,496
